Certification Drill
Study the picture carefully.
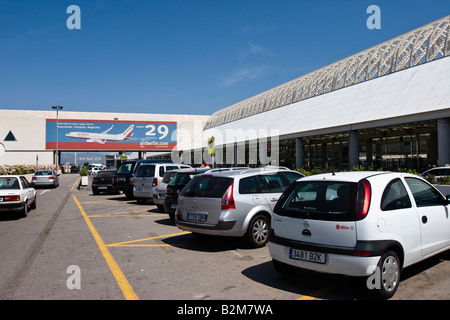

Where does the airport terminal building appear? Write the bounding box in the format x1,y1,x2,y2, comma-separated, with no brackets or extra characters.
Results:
201,15,450,171
0,110,209,167
1,16,449,171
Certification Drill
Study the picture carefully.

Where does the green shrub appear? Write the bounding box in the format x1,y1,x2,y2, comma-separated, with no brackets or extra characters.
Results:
437,176,450,185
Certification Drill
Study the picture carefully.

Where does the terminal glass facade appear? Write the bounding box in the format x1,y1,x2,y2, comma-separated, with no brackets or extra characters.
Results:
296,120,437,171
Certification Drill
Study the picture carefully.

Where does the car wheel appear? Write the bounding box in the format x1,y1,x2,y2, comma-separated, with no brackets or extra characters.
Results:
21,202,28,218
156,205,165,212
31,196,37,210
375,250,401,299
246,214,269,248
168,210,175,221
125,191,134,199
136,198,147,204
92,187,99,195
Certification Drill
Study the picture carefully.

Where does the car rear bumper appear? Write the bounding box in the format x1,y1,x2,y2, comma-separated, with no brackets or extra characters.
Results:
0,202,25,212
268,241,380,277
133,188,154,199
32,181,56,186
175,214,239,236
113,184,130,192
267,232,393,276
93,185,115,191
153,193,165,205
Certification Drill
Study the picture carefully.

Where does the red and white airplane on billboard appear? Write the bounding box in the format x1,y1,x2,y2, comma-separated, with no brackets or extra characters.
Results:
65,125,134,144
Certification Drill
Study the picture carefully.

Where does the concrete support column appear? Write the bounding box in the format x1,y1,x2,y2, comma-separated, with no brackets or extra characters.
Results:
321,143,327,168
437,118,450,166
295,138,304,169
366,139,373,168
349,130,359,170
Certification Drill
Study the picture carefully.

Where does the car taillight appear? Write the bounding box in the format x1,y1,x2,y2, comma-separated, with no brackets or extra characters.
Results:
152,178,158,187
221,183,235,210
32,177,37,181
3,195,20,202
48,176,54,180
130,177,135,185
354,250,371,257
92,178,96,184
356,179,371,220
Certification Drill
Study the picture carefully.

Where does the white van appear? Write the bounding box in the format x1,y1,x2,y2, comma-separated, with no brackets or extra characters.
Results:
132,163,191,204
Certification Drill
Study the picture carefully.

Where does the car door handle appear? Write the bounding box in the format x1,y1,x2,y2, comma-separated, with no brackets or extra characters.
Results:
270,198,278,202
421,216,428,224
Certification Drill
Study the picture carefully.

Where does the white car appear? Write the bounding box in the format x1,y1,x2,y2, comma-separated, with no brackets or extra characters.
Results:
132,163,192,204
268,171,450,299
421,166,450,183
0,175,37,217
89,166,102,175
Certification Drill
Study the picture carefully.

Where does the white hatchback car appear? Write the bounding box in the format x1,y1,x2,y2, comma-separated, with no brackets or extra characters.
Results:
268,171,450,299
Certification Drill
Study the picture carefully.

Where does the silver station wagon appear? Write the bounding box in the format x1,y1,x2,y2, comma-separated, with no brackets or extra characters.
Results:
175,167,304,247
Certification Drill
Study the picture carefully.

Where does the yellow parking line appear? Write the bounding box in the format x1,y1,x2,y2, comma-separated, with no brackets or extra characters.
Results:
73,196,139,300
70,177,80,192
90,213,167,218
80,200,114,204
107,231,190,247
107,243,177,248
295,281,342,300
88,209,157,217
80,200,135,204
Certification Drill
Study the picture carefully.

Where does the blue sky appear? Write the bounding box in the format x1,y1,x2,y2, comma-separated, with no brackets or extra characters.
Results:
1,0,449,116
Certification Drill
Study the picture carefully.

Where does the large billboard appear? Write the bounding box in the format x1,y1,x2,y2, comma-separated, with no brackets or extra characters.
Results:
46,119,177,151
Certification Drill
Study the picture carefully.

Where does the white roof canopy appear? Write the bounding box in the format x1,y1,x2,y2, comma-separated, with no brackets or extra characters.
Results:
201,55,450,148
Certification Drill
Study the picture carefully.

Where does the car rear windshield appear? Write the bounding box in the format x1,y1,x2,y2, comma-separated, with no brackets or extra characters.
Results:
135,165,156,177
181,176,233,198
162,171,177,184
275,181,358,221
116,162,134,174
168,172,198,187
35,171,53,176
96,171,114,178
0,177,20,190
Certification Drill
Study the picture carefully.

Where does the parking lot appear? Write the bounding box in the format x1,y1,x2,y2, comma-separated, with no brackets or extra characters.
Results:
0,173,449,302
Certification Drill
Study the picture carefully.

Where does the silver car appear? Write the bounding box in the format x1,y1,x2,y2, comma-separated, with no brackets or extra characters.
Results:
153,170,179,212
175,167,304,247
31,170,59,188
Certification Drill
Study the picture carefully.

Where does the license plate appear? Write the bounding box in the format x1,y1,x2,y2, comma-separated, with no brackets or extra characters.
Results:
186,212,207,223
98,187,107,189
171,204,178,209
289,248,326,264
118,177,125,181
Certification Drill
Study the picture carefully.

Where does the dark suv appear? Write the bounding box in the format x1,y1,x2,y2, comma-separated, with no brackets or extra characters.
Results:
113,159,172,198
164,167,248,221
164,168,212,220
